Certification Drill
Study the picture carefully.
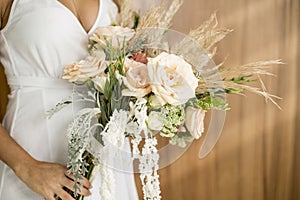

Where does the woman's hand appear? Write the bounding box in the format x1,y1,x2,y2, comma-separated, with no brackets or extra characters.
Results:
15,160,92,200
0,126,92,199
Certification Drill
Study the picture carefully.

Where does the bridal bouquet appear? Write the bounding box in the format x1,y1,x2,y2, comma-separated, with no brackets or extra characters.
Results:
52,0,281,199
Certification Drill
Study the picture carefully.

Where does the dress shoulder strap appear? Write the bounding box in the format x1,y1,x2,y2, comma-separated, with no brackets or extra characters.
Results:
1,0,52,32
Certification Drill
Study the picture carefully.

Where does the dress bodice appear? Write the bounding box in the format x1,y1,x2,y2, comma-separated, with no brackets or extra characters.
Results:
0,0,118,80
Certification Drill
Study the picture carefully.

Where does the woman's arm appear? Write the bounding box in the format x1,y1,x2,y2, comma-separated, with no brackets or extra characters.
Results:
0,1,92,199
0,0,9,29
0,125,92,199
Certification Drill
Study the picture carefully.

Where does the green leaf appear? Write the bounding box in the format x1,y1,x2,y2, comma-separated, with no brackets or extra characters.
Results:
190,96,230,111
225,88,244,94
231,75,254,84
103,80,112,100
132,14,140,30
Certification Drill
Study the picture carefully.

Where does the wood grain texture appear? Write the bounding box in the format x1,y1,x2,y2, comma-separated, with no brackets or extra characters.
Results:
0,0,299,199
137,0,299,199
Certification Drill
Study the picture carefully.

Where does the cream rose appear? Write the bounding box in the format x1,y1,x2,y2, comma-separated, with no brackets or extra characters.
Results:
122,58,151,98
90,26,135,49
147,52,198,106
185,106,205,139
62,55,107,82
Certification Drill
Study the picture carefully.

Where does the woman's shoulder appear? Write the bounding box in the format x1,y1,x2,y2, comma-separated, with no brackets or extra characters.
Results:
0,0,14,29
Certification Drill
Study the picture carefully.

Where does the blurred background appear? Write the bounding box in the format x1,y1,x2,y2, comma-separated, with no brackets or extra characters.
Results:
133,0,300,199
1,0,299,199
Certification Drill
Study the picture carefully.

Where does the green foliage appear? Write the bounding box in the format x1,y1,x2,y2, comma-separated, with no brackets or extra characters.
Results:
225,88,244,94
170,132,194,148
132,14,140,30
192,94,229,110
231,75,254,84
126,37,146,54
97,43,128,128
160,105,185,137
46,99,72,119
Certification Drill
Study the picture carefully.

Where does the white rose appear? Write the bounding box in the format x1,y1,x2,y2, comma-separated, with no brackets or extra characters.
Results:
122,58,151,98
62,55,106,82
185,106,205,139
90,26,135,49
148,111,165,131
147,52,198,106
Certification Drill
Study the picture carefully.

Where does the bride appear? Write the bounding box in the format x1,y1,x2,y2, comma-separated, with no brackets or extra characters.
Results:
0,0,138,199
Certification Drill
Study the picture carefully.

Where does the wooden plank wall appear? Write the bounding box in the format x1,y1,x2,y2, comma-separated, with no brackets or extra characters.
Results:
152,0,299,199
0,0,299,199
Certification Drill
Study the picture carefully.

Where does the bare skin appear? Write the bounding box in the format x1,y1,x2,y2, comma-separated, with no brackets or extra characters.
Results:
0,0,109,199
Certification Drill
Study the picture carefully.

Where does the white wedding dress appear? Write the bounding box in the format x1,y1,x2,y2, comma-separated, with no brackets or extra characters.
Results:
0,0,139,199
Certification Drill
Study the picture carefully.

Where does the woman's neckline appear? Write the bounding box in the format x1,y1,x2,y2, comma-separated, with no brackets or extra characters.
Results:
56,0,102,35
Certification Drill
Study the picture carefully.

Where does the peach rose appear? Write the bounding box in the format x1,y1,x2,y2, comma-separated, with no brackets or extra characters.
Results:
62,55,107,82
90,26,135,49
147,52,198,106
185,106,205,139
122,58,151,98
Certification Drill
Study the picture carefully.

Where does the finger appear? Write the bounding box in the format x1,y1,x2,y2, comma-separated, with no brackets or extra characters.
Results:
44,198,55,200
44,197,55,200
77,176,92,190
65,173,92,189
63,177,91,197
55,187,75,200
44,192,56,200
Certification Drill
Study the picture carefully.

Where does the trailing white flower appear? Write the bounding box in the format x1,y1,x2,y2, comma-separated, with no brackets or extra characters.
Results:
101,109,128,147
140,137,161,200
97,109,129,200
127,98,161,200
127,98,148,159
